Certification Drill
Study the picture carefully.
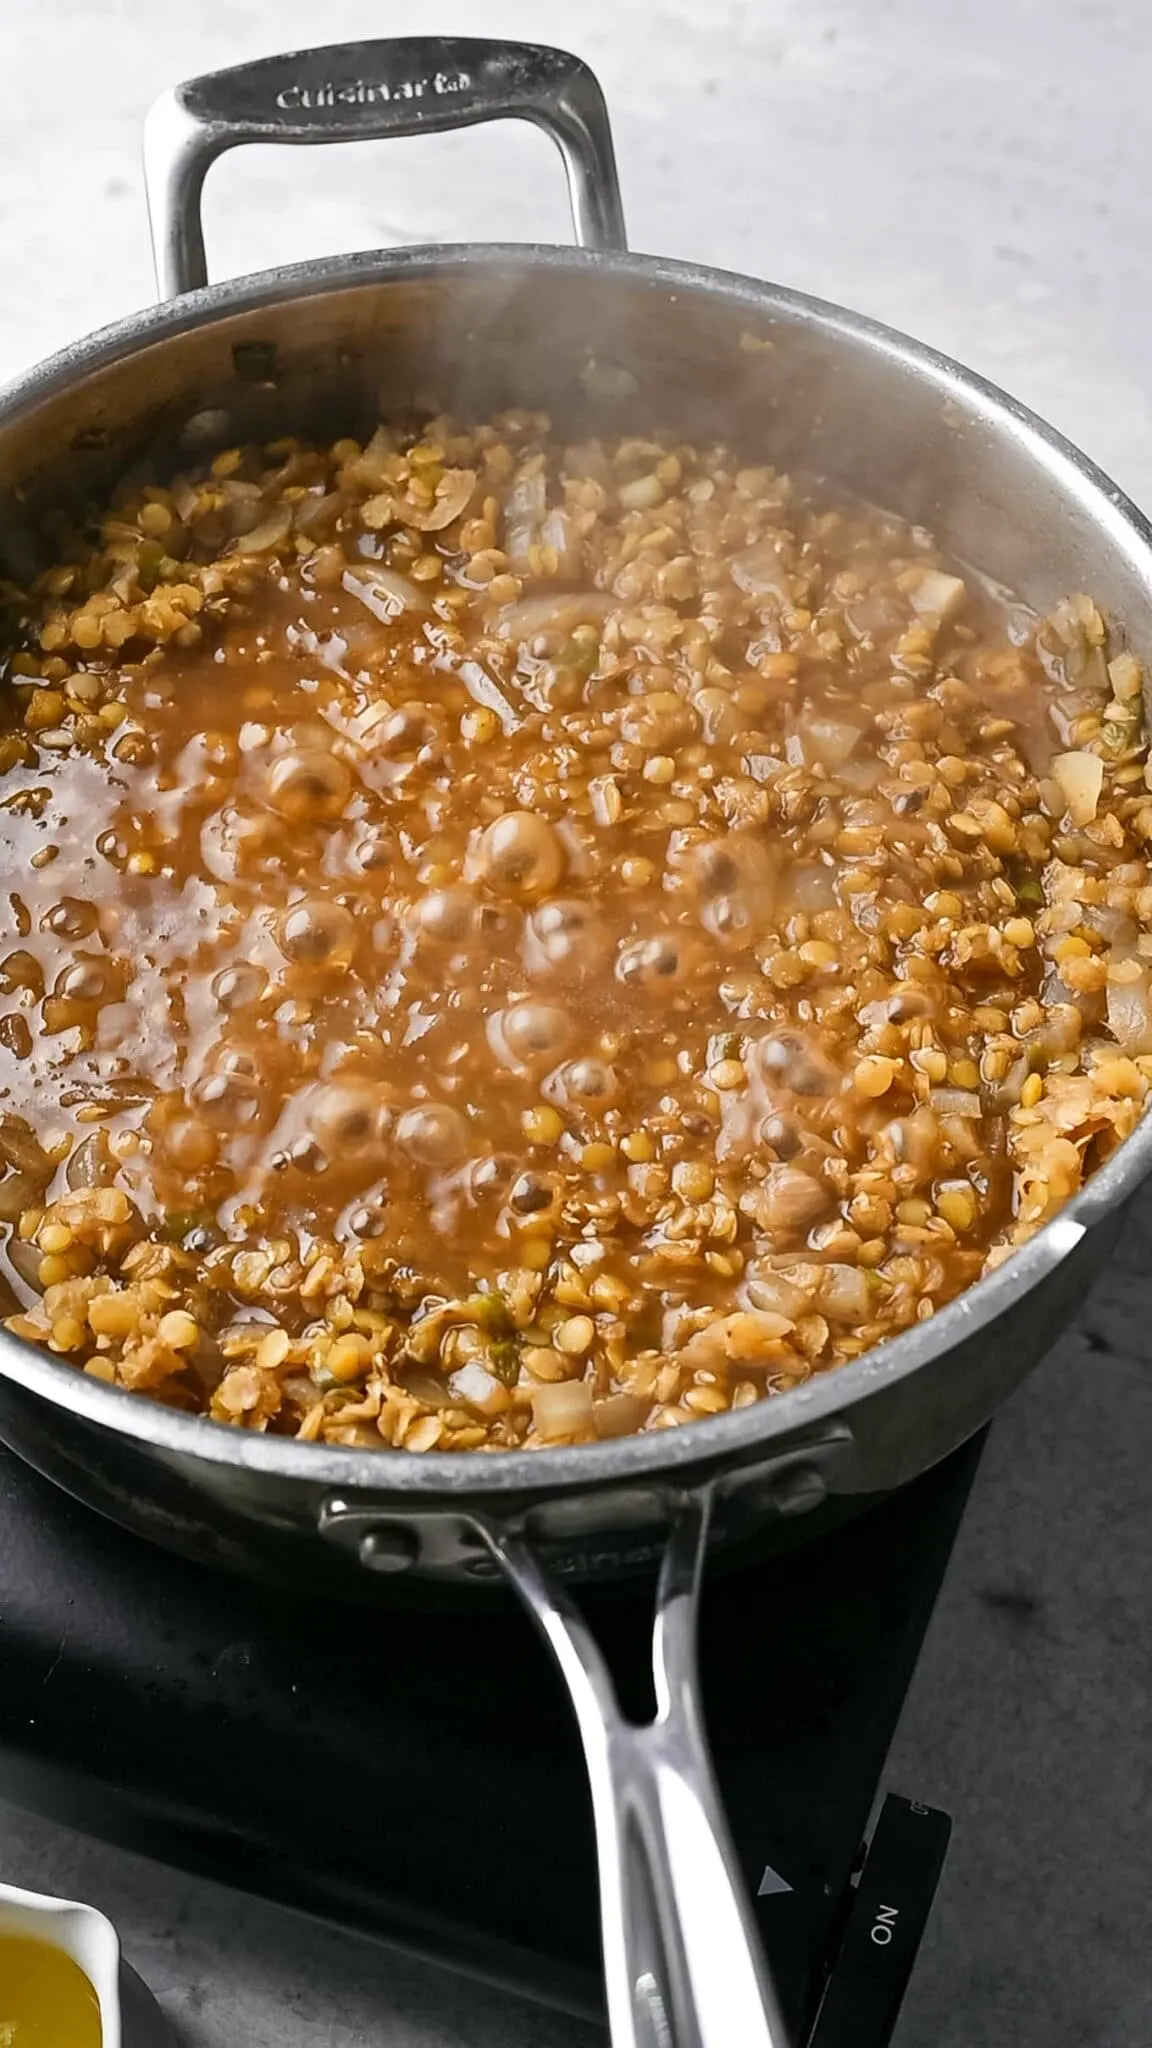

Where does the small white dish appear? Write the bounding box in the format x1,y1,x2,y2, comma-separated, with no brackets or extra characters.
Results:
0,1878,122,2044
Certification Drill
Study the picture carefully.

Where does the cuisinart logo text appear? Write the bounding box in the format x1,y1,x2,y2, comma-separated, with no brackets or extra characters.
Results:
275,71,472,110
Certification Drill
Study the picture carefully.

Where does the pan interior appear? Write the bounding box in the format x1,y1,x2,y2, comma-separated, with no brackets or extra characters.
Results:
4,250,1151,654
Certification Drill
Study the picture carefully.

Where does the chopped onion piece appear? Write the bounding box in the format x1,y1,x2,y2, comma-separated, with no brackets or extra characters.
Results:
532,1378,594,1440
495,591,614,644
1108,649,1143,702
540,506,584,582
819,1263,873,1324
593,1391,651,1439
1032,993,1090,1051
730,539,791,599
618,473,665,512
909,569,966,620
342,566,424,623
797,713,864,770
836,754,884,792
406,467,477,532
362,468,476,536
744,1269,811,1319
928,1089,983,1117
1052,750,1103,826
222,483,264,538
1069,643,1108,694
353,425,396,489
230,505,292,555
504,469,547,569
294,490,346,537
990,1054,1029,1108
844,592,902,640
1083,903,1138,946
402,1373,453,1410
1106,968,1152,1051
458,658,519,731
449,1361,511,1418
883,1107,940,1169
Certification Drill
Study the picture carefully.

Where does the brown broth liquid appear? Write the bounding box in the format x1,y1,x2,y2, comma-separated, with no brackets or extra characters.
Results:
0,544,1022,1274
0,418,1146,1450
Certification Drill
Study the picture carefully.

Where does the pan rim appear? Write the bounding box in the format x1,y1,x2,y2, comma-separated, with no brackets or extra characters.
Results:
0,238,1148,1498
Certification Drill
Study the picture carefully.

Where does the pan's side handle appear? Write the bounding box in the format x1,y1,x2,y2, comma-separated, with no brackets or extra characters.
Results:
488,1493,793,2048
143,37,627,300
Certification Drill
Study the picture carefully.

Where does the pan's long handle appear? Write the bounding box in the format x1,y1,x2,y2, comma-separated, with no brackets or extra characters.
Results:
490,1495,792,2048
143,36,627,299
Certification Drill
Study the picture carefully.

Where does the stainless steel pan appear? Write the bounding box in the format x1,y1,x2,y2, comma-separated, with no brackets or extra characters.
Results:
1,36,1149,2048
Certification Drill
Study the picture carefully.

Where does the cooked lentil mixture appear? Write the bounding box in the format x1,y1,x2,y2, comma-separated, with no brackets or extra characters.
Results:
0,412,1148,1453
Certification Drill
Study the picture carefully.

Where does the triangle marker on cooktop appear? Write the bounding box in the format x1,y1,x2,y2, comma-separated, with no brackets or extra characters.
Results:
757,1865,794,1898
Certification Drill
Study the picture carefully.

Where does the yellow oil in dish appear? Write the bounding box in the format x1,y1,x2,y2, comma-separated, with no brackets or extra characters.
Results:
0,1932,101,2045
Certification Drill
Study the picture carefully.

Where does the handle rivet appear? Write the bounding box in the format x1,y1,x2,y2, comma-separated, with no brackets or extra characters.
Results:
359,1526,419,1573
772,1464,828,1518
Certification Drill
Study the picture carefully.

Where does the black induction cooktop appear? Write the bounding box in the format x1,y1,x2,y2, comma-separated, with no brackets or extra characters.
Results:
0,1434,984,2045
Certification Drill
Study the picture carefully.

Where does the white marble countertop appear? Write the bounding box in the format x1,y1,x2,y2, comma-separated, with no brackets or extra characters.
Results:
1,1,1150,2043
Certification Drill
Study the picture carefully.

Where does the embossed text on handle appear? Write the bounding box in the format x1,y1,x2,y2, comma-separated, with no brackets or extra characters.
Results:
273,70,473,112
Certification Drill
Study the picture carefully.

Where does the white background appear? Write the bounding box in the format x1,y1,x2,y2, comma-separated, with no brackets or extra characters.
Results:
5,0,1152,508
